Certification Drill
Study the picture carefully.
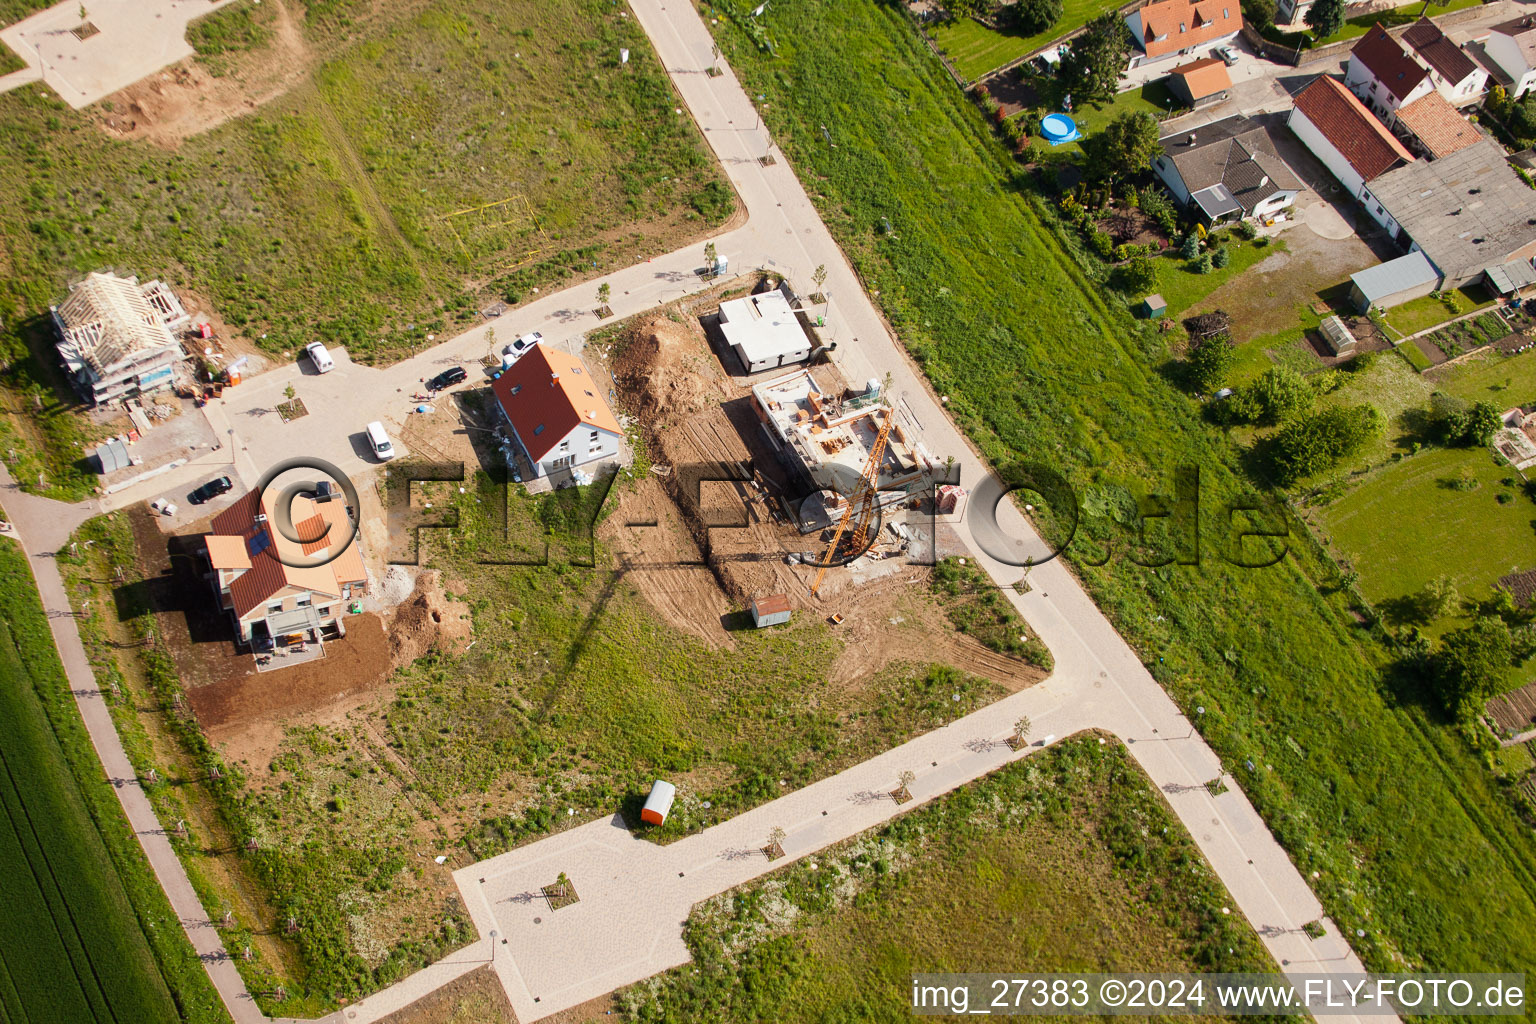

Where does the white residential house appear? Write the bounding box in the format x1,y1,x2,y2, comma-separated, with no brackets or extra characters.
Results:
1485,16,1536,99
1344,24,1435,118
489,342,624,480
1152,115,1305,224
717,288,814,373
1289,75,1415,234
1401,18,1488,106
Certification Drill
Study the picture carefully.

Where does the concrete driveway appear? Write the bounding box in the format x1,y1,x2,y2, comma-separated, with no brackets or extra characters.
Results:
0,0,242,108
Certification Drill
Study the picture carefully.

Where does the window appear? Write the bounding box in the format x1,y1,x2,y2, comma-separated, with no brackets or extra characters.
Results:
511,384,522,395
589,430,600,442
572,367,583,374
318,605,332,617
559,440,569,450
296,595,311,607
267,601,284,614
534,424,545,435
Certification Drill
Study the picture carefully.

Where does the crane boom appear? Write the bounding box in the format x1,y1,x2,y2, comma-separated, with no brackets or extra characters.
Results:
810,410,895,597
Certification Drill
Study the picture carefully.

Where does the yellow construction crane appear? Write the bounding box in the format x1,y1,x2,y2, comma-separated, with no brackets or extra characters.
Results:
810,408,895,597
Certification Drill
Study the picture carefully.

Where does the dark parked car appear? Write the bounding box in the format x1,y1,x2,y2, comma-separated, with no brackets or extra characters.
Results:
426,366,468,392
188,476,233,505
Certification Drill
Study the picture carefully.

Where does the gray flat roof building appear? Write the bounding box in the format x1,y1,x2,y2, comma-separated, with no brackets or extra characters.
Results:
1348,249,1441,311
1367,138,1536,286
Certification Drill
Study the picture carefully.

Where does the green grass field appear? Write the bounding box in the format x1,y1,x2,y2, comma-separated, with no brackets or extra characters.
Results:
620,736,1276,1020
1382,285,1494,339
712,0,1536,984
66,480,1029,1008
928,4,1117,82
0,541,230,1024
0,0,734,499
1319,447,1535,615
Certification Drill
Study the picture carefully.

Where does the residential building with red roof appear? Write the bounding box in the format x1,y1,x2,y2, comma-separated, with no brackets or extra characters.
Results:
1346,20,1488,117
204,488,368,648
490,342,623,481
1288,75,1414,229
1402,17,1487,105
1345,24,1434,117
1125,0,1241,68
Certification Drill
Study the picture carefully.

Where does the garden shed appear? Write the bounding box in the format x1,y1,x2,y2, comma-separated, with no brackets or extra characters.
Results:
641,780,676,826
1348,251,1441,312
749,593,792,628
1137,294,1167,319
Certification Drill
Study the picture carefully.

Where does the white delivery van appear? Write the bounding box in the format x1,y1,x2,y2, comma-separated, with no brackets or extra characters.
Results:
306,342,335,374
366,421,395,460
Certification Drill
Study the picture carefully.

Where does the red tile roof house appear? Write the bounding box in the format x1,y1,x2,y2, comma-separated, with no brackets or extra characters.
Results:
490,342,624,481
1402,17,1488,106
1345,21,1488,119
1125,0,1241,69
1288,75,1414,233
204,489,367,649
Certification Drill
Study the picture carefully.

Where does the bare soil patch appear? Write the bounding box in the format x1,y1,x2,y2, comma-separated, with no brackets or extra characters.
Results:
597,302,1046,696
377,965,516,1024
96,0,311,146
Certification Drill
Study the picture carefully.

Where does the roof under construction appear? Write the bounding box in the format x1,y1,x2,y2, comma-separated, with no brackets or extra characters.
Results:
751,369,935,496
54,272,186,377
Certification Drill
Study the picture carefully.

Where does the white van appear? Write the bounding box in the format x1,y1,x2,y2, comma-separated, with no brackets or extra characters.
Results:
365,421,395,461
306,342,335,374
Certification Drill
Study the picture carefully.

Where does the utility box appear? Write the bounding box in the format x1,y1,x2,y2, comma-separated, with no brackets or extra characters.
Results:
641,779,676,826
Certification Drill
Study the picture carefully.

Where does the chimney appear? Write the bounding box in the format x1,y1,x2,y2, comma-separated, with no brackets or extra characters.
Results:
254,513,268,524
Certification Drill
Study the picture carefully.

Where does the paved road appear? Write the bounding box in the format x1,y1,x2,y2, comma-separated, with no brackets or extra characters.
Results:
4,1,1394,1021
0,466,299,1024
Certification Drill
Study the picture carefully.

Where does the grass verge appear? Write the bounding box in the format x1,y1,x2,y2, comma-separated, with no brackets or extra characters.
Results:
0,538,231,1023
711,0,1536,981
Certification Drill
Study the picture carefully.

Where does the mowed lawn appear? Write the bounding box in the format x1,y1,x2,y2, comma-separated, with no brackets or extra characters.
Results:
0,553,204,1022
712,0,1536,984
1321,448,1536,610
929,1,1119,81
620,738,1275,1020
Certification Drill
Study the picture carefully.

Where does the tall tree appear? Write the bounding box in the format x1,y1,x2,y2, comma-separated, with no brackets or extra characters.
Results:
1060,13,1130,104
1429,617,1513,720
1003,0,1063,35
1082,111,1160,185
1305,0,1345,40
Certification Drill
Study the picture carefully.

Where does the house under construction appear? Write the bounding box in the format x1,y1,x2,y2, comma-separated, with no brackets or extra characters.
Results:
750,368,938,532
52,271,190,405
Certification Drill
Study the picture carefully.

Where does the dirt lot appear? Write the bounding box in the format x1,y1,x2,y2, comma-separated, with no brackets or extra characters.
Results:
96,0,312,147
132,504,471,768
597,302,1045,694
1191,222,1377,345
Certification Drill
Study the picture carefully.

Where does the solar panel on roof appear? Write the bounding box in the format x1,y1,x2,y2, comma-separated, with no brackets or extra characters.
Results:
248,532,271,557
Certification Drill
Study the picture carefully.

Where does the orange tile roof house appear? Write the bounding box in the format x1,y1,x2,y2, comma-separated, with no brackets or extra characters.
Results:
490,342,623,481
1392,91,1481,159
1288,75,1414,213
1126,0,1241,68
1165,56,1232,106
204,489,367,648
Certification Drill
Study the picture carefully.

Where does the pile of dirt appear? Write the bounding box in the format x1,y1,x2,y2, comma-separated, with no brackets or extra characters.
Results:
388,569,474,669
612,316,723,427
